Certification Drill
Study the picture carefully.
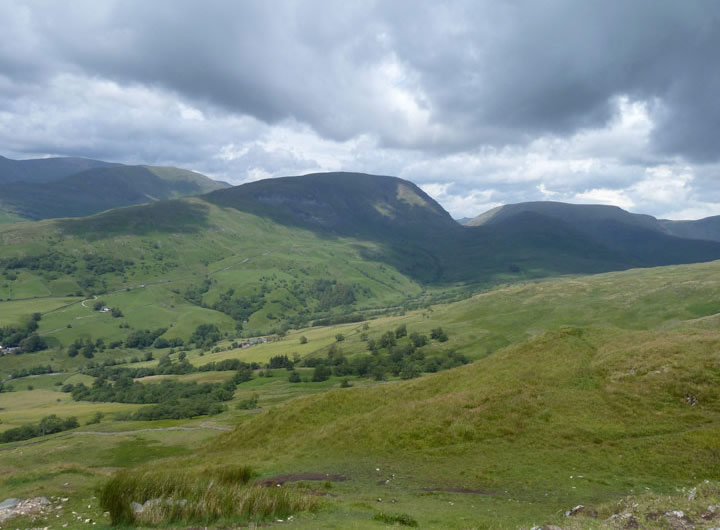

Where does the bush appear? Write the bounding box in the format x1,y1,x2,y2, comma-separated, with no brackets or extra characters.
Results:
430,327,449,342
236,394,259,410
299,335,308,344
288,371,301,383
373,512,418,527
312,365,331,382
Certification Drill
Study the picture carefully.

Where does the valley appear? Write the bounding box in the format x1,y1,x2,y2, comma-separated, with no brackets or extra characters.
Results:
1,170,720,528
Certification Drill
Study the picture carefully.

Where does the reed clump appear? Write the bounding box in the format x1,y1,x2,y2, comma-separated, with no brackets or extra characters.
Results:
99,465,317,526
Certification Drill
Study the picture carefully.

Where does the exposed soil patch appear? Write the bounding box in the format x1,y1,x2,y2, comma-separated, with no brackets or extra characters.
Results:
421,487,495,495
256,473,348,487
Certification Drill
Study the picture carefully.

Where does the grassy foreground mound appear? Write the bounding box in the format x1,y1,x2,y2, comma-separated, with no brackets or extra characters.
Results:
111,325,720,527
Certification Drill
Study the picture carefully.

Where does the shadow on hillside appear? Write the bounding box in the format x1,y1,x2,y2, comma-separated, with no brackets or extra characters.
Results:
57,200,210,239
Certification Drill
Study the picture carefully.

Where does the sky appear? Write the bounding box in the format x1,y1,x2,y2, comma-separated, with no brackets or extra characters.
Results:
2,1,720,220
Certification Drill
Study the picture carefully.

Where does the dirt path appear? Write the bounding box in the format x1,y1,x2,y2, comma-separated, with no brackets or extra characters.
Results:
80,295,97,308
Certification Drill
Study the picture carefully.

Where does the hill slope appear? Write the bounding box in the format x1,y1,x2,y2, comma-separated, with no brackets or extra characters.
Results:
0,165,228,220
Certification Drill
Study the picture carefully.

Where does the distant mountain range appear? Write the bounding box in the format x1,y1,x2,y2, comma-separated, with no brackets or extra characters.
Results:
2,162,720,286
0,155,228,221
466,200,720,244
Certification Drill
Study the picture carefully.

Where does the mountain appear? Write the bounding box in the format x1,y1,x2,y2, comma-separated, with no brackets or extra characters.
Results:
0,154,117,184
468,200,720,243
206,174,720,280
660,215,720,242
205,171,457,239
0,164,229,220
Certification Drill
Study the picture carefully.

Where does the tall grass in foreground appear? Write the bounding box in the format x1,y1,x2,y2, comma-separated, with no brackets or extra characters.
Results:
99,465,318,526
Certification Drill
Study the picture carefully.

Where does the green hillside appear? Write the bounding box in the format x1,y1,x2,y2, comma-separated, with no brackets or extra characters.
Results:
2,172,720,358
0,165,228,220
3,259,720,528
92,260,720,527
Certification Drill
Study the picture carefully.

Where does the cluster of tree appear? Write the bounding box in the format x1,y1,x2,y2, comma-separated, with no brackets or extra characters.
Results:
125,328,167,349
10,364,54,379
0,313,47,353
268,355,294,369
127,397,227,421
211,288,265,326
296,325,460,382
0,381,13,393
83,254,133,275
0,415,79,444
183,278,211,305
68,337,106,358
152,336,184,349
68,376,236,405
1,252,76,275
67,367,252,421
189,324,222,348
311,280,356,311
80,356,259,381
198,358,260,372
311,313,366,327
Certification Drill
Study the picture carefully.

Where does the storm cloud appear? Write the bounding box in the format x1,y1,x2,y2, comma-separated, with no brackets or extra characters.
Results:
1,0,720,218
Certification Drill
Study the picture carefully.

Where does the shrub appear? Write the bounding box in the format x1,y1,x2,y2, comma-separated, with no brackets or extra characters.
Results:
430,327,449,342
373,512,419,527
236,394,259,410
312,365,331,382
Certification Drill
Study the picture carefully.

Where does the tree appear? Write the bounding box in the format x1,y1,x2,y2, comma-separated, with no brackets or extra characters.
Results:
335,333,345,342
19,333,47,353
430,327,449,342
312,365,331,382
299,335,308,344
288,370,301,383
378,331,396,349
395,324,407,339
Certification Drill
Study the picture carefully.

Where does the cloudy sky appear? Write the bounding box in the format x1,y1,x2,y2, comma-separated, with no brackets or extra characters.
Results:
2,1,720,219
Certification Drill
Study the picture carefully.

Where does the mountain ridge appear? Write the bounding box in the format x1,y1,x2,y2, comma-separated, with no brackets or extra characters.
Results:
0,161,229,221
467,200,720,242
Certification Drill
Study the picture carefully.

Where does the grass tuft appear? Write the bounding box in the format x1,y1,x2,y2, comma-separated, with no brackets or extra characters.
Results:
99,465,315,526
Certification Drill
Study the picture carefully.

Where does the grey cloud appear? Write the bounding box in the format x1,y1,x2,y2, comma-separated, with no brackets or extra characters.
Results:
3,1,720,161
